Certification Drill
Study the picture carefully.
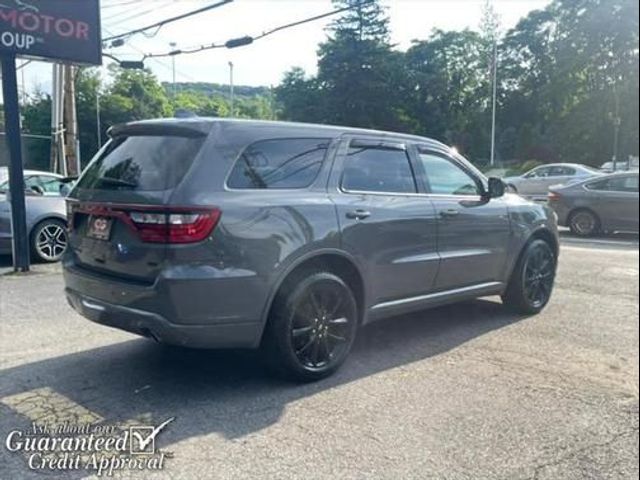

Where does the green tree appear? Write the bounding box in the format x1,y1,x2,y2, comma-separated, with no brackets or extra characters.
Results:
500,0,639,165
404,30,490,157
101,66,171,126
275,67,324,122
315,0,409,130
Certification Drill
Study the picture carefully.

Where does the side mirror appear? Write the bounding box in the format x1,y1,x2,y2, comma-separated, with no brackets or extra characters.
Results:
29,185,45,196
487,177,506,199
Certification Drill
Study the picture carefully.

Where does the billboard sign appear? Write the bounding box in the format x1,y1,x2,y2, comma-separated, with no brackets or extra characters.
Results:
0,0,101,65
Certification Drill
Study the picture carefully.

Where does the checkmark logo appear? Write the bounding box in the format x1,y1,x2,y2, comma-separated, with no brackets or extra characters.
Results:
129,417,175,454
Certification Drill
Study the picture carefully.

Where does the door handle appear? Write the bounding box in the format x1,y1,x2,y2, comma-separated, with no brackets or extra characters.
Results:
346,209,371,220
439,208,460,218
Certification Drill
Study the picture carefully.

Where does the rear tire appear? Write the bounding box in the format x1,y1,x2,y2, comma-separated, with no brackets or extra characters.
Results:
568,209,600,237
261,271,358,382
30,218,68,263
502,239,556,315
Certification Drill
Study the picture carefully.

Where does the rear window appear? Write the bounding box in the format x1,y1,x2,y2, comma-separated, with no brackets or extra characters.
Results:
227,138,329,189
77,134,205,191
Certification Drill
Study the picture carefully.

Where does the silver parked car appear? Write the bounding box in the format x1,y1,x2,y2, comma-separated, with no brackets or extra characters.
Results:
0,168,69,262
504,163,600,197
548,172,639,236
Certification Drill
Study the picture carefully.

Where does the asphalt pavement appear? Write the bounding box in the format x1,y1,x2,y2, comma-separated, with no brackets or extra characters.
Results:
0,234,638,479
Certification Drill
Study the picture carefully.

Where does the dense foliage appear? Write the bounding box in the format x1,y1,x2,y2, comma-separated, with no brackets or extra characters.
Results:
17,0,639,170
277,0,639,167
20,67,276,169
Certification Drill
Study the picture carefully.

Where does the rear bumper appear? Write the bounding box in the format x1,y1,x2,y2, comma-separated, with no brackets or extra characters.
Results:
548,201,570,226
63,262,266,349
65,288,260,348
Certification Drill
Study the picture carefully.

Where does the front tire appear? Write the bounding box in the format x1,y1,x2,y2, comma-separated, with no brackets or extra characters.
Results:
31,219,68,263
261,271,358,382
502,239,556,315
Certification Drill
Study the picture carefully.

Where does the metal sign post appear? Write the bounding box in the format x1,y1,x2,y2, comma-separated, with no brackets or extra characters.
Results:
0,0,101,272
1,53,29,271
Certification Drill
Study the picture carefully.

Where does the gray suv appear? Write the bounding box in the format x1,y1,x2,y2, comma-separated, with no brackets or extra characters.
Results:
63,119,559,381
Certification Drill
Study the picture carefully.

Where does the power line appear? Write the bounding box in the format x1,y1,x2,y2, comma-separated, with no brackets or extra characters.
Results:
103,27,199,82
105,4,174,28
142,0,373,59
101,0,141,9
102,0,233,44
103,0,174,24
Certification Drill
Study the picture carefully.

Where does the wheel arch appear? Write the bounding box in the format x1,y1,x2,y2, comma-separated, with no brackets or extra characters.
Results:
505,227,559,286
257,249,366,344
528,227,559,259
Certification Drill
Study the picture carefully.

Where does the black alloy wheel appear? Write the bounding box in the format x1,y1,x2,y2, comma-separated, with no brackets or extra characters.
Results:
502,239,556,314
263,271,358,382
522,241,556,310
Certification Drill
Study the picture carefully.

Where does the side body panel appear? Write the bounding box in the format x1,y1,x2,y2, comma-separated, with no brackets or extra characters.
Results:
327,136,440,315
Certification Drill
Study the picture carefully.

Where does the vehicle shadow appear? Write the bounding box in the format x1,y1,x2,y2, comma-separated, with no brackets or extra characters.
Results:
0,298,527,461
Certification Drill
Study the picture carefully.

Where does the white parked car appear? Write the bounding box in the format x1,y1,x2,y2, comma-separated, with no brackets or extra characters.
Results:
503,163,601,197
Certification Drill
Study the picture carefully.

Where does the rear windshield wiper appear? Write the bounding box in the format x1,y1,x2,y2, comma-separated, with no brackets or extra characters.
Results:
96,176,138,188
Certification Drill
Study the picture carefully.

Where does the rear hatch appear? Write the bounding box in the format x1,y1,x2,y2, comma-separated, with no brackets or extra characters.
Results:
67,121,218,283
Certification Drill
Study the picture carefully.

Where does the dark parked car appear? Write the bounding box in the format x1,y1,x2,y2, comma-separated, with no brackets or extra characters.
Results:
63,119,559,381
0,169,70,262
548,172,639,236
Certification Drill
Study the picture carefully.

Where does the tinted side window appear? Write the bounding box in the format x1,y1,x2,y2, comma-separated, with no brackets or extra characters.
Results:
529,167,552,178
586,176,638,192
227,138,329,189
418,152,480,196
341,145,416,193
603,176,637,192
608,176,639,192
552,166,576,176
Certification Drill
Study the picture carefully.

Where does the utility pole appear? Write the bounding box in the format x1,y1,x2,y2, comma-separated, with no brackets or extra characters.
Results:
63,64,79,176
50,63,66,176
490,39,498,167
228,61,234,117
96,88,102,149
170,42,177,97
612,85,621,172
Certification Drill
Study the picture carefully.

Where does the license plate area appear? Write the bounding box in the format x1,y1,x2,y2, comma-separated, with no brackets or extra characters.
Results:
87,216,113,241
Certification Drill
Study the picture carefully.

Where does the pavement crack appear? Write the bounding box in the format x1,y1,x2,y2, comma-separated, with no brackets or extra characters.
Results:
527,427,639,480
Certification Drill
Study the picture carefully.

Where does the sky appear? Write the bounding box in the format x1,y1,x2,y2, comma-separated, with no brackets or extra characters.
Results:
18,0,551,95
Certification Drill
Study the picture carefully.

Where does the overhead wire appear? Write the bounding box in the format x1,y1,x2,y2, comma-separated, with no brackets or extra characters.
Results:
141,0,373,59
102,0,233,43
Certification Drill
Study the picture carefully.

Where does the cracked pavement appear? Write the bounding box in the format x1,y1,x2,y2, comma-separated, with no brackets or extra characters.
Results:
0,236,638,479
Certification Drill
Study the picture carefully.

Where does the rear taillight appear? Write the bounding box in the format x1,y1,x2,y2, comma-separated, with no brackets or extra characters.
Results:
128,209,221,244
547,191,562,201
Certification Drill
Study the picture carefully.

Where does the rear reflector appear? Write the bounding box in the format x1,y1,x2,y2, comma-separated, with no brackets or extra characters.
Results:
128,209,221,243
